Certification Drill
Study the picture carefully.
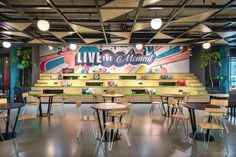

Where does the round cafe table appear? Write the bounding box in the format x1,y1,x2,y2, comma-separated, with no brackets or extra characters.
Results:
0,102,25,141
158,94,184,116
184,102,219,141
33,94,56,117
91,103,127,142
102,94,124,102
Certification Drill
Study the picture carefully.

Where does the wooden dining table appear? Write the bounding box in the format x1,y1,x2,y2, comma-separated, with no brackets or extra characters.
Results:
91,103,127,142
0,102,25,141
33,94,56,117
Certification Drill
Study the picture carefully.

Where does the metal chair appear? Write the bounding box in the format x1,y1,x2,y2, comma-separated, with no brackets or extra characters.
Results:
168,97,190,137
207,99,229,133
228,91,236,116
15,92,40,136
76,100,97,141
193,108,228,151
148,93,162,115
100,107,131,151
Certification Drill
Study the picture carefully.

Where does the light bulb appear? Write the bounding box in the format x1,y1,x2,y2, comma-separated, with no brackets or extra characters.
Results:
2,41,11,48
135,44,143,50
48,45,53,50
202,42,211,49
151,18,162,30
69,43,77,50
37,20,50,31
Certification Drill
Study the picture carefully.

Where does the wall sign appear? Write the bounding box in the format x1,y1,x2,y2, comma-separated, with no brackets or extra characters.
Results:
75,48,156,67
40,45,190,73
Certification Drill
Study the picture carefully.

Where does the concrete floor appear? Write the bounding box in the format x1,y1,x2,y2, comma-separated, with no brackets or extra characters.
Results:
0,103,236,157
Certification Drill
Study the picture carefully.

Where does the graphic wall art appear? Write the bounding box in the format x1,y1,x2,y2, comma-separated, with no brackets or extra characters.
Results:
39,45,190,74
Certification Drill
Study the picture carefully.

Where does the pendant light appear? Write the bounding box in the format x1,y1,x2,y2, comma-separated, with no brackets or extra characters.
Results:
37,20,50,31
69,43,77,50
151,18,162,30
202,42,211,49
2,41,11,48
135,44,143,50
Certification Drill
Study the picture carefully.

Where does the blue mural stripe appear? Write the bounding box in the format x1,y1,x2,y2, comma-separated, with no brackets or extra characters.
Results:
79,46,99,53
156,46,181,60
46,57,64,70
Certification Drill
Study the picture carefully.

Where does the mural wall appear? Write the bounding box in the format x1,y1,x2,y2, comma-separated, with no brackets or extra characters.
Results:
39,45,190,74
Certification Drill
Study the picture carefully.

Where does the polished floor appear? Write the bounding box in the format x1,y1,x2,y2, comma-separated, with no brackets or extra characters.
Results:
0,103,236,157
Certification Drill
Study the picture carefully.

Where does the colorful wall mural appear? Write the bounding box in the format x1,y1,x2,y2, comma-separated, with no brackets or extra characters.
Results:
39,45,190,74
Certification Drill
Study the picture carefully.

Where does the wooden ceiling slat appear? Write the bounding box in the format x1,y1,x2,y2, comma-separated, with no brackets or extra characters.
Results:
50,32,75,38
4,22,32,31
189,24,212,33
172,10,219,23
153,32,174,39
83,38,103,44
107,32,131,38
133,23,150,32
71,24,101,33
100,9,133,22
102,0,139,8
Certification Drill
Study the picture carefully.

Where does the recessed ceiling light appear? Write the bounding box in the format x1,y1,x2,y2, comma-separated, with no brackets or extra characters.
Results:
202,42,211,49
2,41,11,48
69,43,77,50
151,18,162,30
37,20,50,31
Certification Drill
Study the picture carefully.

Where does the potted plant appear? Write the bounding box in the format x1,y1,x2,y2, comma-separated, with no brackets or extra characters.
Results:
12,47,33,102
201,51,221,88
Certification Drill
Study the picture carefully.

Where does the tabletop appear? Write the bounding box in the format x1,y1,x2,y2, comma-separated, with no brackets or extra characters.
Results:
184,102,219,110
0,103,25,110
91,103,127,111
33,94,56,97
158,94,184,98
102,94,124,97
209,94,229,98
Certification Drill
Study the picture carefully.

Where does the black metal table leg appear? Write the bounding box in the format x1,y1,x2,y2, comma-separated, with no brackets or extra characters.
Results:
111,97,114,103
5,109,10,133
47,96,54,117
12,107,21,136
38,97,43,116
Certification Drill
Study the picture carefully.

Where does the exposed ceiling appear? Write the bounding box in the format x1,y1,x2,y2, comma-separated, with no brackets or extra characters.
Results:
0,0,236,45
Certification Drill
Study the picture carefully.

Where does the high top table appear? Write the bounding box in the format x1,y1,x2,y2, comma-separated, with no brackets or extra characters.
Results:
33,94,56,117
0,102,24,141
158,94,184,116
102,94,124,102
184,102,219,141
0,93,5,98
91,103,127,142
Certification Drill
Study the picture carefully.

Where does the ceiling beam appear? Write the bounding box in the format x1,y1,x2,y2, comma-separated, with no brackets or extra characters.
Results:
46,0,85,43
0,0,66,44
94,0,108,44
2,4,236,10
129,0,145,43
176,0,236,42
148,0,195,44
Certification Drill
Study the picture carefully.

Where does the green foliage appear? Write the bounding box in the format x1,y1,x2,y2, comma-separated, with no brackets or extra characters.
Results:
201,51,221,68
12,48,32,70
12,48,33,87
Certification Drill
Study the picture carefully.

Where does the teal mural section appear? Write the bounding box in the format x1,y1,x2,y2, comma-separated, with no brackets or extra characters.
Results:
220,46,230,93
10,48,19,102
